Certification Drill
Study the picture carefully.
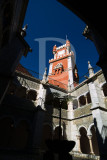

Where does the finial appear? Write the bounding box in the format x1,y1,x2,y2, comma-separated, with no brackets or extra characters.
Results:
21,24,28,37
88,61,94,77
42,68,47,83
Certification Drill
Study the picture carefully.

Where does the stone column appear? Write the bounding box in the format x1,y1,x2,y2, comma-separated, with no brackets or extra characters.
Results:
37,83,47,109
88,80,107,160
31,79,47,152
76,135,81,153
67,100,74,119
85,95,88,105
77,98,80,108
88,135,94,154
31,108,45,153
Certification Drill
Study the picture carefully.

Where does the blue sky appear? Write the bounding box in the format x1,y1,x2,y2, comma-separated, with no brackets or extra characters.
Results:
20,0,100,80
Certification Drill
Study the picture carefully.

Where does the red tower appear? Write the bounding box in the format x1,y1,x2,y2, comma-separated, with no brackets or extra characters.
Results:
48,40,79,90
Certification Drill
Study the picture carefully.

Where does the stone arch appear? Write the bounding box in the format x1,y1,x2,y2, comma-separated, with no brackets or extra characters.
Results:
91,126,99,155
87,123,94,136
86,92,92,104
101,83,107,97
27,89,37,101
41,124,53,149
87,124,99,155
78,125,87,134
79,95,86,106
79,126,90,154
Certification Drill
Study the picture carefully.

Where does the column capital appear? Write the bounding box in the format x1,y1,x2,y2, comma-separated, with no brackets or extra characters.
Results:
88,135,92,140
76,134,81,139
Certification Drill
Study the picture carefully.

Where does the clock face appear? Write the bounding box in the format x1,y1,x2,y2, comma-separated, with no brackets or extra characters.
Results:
57,50,65,56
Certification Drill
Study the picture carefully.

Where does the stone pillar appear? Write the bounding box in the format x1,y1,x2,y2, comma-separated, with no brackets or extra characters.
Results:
67,100,74,119
88,80,107,160
31,77,47,152
76,135,81,153
85,95,88,105
88,61,94,78
88,135,94,154
31,108,45,152
77,98,80,107
37,83,47,109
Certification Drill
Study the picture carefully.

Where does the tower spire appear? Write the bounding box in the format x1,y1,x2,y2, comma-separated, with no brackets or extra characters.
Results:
88,61,94,77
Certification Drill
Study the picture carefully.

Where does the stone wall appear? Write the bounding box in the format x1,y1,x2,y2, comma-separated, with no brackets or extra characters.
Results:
74,104,92,118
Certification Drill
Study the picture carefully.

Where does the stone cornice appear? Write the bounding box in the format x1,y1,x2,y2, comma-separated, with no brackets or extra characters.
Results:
49,54,72,63
69,69,102,93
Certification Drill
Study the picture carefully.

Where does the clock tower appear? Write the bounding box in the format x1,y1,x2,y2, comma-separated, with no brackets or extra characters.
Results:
48,40,79,90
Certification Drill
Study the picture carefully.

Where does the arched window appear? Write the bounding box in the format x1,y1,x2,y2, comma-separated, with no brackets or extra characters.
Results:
73,99,78,109
61,99,67,110
102,83,107,97
86,92,92,104
79,95,86,106
58,69,60,74
55,69,57,75
80,127,90,154
27,90,37,101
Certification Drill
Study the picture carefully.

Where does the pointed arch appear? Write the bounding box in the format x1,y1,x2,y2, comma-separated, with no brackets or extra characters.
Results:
87,123,94,136
87,124,99,155
79,126,90,154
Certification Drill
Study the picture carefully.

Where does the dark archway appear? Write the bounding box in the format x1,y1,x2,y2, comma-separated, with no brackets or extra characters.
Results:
79,95,86,106
86,92,92,104
102,83,107,97
91,126,99,155
80,127,90,154
27,90,37,101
